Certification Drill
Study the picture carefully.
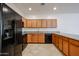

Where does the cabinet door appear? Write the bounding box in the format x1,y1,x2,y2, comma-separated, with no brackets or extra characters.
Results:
47,20,52,28
51,19,57,28
59,35,63,51
55,35,59,47
32,34,38,43
69,39,79,56
38,34,45,43
63,37,69,56
22,19,26,27
37,20,41,28
27,34,32,43
31,20,37,28
41,20,47,28
52,34,56,44
26,20,32,28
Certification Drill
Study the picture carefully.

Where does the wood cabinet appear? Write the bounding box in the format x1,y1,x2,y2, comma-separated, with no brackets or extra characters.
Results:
51,19,57,28
69,39,79,56
22,19,27,27
55,35,59,47
27,34,32,43
38,34,45,43
41,20,47,28
22,19,57,28
52,34,59,47
52,33,79,56
62,37,69,56
47,20,52,27
59,35,63,51
31,20,37,28
27,33,45,43
32,34,38,43
37,20,42,28
52,34,56,44
26,20,32,28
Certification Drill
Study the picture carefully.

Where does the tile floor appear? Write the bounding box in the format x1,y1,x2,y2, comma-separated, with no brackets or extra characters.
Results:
22,44,63,56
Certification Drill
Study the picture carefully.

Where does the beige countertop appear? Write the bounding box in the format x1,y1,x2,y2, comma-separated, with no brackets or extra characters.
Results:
54,32,79,41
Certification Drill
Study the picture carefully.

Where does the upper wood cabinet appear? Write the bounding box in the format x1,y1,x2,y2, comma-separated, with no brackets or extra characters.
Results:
31,20,37,28
26,20,32,28
41,20,47,28
51,19,57,28
22,19,27,27
47,19,52,27
22,19,57,28
37,20,42,28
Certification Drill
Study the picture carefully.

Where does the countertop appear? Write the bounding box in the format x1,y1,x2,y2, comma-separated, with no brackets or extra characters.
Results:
54,32,79,41
22,31,60,35
22,30,79,41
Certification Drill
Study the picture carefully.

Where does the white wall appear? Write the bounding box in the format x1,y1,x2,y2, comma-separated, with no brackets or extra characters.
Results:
57,13,79,35
23,13,79,35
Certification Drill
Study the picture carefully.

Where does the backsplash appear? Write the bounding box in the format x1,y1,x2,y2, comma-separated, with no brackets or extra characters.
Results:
22,28,59,34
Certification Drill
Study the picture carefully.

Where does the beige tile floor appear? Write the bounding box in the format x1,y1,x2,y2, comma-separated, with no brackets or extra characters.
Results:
22,44,63,56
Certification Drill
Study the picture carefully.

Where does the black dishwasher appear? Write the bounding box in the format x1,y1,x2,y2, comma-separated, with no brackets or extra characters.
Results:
45,33,52,44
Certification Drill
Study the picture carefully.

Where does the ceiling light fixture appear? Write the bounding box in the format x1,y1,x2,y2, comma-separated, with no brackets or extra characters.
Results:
53,7,57,10
29,8,32,11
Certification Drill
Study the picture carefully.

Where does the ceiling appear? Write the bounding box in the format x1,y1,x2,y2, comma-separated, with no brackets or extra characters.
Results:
6,3,79,18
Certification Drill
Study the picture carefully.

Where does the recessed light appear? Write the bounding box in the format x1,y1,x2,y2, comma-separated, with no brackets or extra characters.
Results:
29,8,32,11
53,7,57,10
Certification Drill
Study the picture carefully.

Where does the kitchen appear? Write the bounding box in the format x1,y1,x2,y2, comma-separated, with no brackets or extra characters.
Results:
0,3,79,56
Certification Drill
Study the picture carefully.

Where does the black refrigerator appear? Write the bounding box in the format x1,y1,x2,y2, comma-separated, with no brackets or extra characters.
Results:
0,3,23,56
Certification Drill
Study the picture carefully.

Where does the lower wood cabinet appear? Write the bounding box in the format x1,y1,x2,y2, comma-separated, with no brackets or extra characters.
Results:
27,34,32,43
38,34,45,43
58,35,63,51
27,33,45,43
52,34,56,44
62,37,69,56
52,34,59,47
55,35,59,47
69,39,79,56
32,34,38,43
52,33,79,56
